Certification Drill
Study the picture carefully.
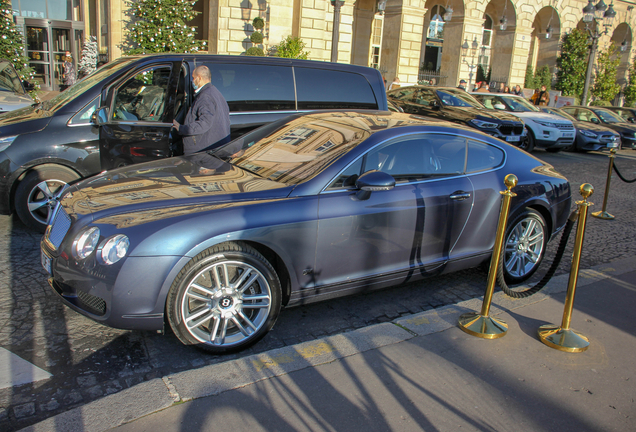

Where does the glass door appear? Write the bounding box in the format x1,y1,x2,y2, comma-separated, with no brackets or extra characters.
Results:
52,28,71,89
26,26,51,89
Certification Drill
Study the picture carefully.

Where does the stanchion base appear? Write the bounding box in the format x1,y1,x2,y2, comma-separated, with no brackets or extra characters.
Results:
592,210,614,220
537,325,589,353
458,312,508,339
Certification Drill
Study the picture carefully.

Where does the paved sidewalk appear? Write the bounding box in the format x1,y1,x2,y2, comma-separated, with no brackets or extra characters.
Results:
21,257,636,432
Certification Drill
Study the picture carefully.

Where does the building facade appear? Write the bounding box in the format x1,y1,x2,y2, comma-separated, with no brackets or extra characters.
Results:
11,0,636,92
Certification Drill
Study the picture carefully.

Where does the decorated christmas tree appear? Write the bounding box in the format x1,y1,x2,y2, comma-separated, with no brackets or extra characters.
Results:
124,0,206,54
79,36,98,77
0,0,38,95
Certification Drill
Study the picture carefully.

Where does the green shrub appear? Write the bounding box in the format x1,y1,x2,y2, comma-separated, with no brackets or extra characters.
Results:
275,35,310,59
252,17,265,30
590,100,612,106
250,32,263,44
246,47,264,56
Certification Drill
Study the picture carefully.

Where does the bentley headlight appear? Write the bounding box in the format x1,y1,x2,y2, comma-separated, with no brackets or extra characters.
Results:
97,234,130,265
72,227,100,260
580,130,596,138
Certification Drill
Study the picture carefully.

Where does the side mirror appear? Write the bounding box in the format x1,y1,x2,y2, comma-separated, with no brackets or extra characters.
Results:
590,117,600,124
22,80,35,92
493,103,506,110
92,107,110,126
628,117,636,123
430,100,441,110
355,170,395,200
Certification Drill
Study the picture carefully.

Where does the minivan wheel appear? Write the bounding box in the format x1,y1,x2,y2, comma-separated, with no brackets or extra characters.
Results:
503,209,547,284
167,242,282,353
15,166,80,232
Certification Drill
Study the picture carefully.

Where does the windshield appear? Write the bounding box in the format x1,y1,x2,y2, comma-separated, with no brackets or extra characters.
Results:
475,94,539,112
595,109,624,123
436,89,483,108
548,109,576,122
0,62,25,94
40,58,136,112
212,112,380,185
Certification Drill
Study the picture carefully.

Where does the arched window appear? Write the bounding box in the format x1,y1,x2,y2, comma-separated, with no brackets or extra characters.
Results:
482,14,493,47
428,5,447,40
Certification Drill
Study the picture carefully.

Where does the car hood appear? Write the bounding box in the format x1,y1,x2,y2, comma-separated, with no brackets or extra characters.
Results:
63,153,293,221
0,91,34,113
572,120,617,133
0,103,52,135
510,112,572,125
447,106,522,122
605,122,636,134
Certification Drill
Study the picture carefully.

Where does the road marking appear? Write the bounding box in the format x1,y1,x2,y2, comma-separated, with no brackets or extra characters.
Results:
0,347,52,389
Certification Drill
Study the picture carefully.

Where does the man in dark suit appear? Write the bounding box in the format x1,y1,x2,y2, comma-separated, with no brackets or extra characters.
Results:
173,66,231,155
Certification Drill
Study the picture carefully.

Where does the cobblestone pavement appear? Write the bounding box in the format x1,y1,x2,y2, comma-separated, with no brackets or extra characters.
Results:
1,149,635,431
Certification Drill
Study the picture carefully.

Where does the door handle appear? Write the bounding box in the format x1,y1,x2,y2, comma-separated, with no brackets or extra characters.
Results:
144,132,164,141
450,192,471,201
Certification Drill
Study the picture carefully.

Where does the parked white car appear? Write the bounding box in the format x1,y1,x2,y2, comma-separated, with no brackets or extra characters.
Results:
472,93,575,152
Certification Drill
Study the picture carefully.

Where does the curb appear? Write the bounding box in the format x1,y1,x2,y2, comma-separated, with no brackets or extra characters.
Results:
20,256,636,432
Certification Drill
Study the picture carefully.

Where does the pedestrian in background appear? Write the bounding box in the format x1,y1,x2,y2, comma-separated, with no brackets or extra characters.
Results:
511,85,523,96
61,51,76,91
172,65,231,155
504,85,511,93
497,82,506,93
534,85,549,106
457,79,467,91
476,82,490,93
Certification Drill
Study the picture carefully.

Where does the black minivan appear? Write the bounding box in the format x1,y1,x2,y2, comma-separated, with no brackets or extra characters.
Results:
0,54,387,231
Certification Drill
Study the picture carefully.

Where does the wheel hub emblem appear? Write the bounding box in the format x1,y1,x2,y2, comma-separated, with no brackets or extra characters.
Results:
219,297,233,309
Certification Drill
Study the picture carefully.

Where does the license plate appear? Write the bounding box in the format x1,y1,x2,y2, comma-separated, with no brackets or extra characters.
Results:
506,136,520,142
41,250,51,275
563,133,574,137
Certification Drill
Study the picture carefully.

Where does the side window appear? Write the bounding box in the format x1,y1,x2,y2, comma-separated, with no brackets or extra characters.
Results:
389,88,416,101
69,95,100,125
112,66,172,122
327,158,363,190
174,65,187,120
363,134,464,182
295,68,377,110
466,140,504,173
206,63,295,112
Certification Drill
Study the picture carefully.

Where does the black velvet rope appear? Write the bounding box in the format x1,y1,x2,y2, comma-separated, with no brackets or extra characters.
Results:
612,163,636,183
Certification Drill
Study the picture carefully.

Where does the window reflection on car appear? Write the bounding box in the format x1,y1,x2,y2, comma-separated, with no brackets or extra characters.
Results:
435,89,483,108
595,109,624,123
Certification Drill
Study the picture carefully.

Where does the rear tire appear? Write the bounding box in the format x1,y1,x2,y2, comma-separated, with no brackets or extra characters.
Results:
15,166,80,232
166,242,282,353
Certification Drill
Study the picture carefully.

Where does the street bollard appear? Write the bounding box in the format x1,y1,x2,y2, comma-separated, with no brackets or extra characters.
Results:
538,183,594,353
458,174,517,339
592,148,616,220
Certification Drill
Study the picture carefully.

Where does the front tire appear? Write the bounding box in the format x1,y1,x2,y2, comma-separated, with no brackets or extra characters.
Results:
520,129,536,152
15,166,80,232
502,209,547,284
166,242,282,353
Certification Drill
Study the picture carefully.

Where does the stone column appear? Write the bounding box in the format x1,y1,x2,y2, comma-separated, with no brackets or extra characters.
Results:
510,25,533,88
350,3,375,66
107,2,127,60
456,16,485,89
380,0,426,85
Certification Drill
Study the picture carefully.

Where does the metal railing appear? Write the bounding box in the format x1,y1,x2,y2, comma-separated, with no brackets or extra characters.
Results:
418,70,447,86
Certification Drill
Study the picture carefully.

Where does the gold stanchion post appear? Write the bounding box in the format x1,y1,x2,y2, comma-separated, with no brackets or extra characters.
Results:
458,174,517,339
592,148,616,220
538,183,594,353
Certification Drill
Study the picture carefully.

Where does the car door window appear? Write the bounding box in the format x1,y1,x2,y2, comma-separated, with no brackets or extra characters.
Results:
205,63,295,111
466,140,504,173
68,95,99,125
295,68,377,110
412,89,437,106
363,134,465,182
112,65,172,122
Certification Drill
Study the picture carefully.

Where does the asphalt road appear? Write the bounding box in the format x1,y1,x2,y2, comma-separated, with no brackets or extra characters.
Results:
1,148,636,431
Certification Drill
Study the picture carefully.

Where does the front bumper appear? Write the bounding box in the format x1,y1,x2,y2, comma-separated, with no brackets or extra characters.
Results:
42,239,183,331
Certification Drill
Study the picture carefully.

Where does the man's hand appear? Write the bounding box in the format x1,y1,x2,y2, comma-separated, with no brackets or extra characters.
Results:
172,120,180,131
